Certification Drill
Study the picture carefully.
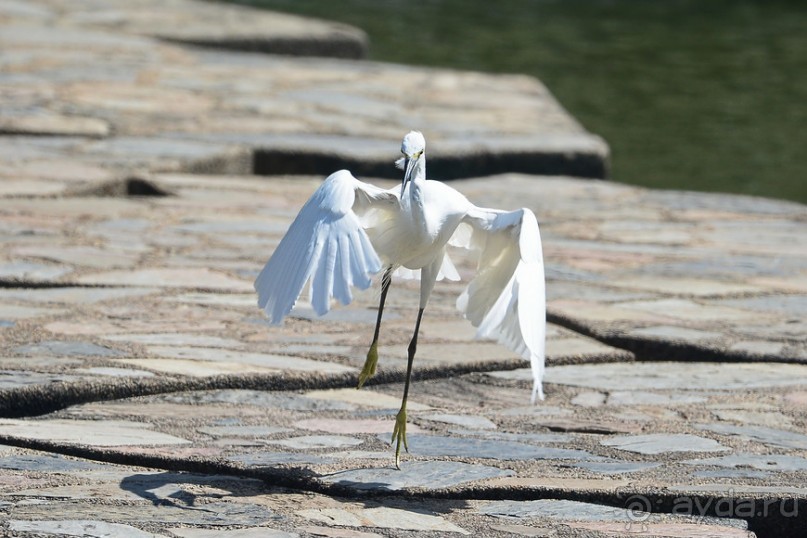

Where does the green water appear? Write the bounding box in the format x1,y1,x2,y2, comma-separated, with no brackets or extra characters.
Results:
224,0,807,203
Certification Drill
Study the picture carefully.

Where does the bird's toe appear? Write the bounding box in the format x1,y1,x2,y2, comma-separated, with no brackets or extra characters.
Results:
357,342,379,389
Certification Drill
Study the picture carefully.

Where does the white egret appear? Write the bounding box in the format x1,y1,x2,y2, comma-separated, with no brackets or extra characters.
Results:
255,131,545,468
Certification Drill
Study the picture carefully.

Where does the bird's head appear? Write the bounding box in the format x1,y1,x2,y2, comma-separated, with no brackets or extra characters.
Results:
396,131,426,195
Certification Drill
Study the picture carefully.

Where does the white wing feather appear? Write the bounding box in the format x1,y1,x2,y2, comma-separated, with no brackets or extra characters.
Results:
254,170,397,324
456,207,546,402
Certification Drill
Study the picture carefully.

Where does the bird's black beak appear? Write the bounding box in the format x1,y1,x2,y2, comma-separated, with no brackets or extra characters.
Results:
401,156,416,196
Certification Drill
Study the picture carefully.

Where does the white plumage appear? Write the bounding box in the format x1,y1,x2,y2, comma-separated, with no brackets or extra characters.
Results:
254,170,394,321
255,131,546,467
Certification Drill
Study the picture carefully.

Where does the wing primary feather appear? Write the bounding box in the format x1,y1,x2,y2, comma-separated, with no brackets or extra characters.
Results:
255,170,390,325
348,230,368,288
311,232,339,316
457,206,546,403
334,234,352,304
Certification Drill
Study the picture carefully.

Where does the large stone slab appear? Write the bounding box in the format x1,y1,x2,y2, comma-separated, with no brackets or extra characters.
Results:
696,423,807,450
14,340,124,357
7,520,162,538
1,2,807,536
683,453,807,472
382,435,600,461
0,419,190,446
144,346,354,374
541,362,807,391
601,434,728,455
296,506,469,534
322,460,512,492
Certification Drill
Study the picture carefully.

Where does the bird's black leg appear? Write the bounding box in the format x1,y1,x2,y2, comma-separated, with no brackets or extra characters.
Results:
392,306,425,469
358,266,393,389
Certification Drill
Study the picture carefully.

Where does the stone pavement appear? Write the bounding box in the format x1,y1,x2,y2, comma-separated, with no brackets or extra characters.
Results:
1,1,806,537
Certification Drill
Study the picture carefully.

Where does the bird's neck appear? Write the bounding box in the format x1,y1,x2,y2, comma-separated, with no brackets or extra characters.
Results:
407,157,426,194
404,158,429,233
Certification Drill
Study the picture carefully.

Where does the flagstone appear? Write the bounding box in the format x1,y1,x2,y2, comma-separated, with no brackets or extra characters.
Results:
289,304,390,325
168,528,298,538
271,344,355,357
103,333,246,348
143,346,354,374
0,370,83,389
717,294,807,317
485,477,629,492
420,414,498,430
7,521,162,538
601,434,728,455
0,304,65,320
728,340,787,355
8,500,279,527
229,452,334,466
0,179,66,196
0,453,109,472
296,418,423,435
668,483,807,496
462,431,572,444
606,391,707,406
266,435,363,450
549,299,675,324
0,261,72,281
73,367,155,377
696,423,807,450
628,325,723,342
570,391,606,408
296,526,381,538
710,409,794,428
198,426,291,438
692,469,770,479
620,299,758,321
479,499,635,522
322,460,512,492
0,0,806,534
303,389,431,411
683,453,807,472
0,419,190,446
327,451,395,460
546,336,632,362
542,362,807,391
45,318,229,336
569,521,755,538
14,340,123,357
166,292,257,307
385,434,599,461
153,390,357,411
12,245,139,269
784,390,807,406
77,268,252,291
0,287,157,304
607,277,763,297
296,506,469,534
487,524,556,537
533,418,641,435
574,461,662,475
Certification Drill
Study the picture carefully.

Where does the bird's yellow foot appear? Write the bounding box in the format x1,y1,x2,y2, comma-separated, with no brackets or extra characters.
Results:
391,406,408,469
357,341,378,389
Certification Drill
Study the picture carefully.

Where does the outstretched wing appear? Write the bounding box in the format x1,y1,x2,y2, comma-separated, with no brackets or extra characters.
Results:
455,207,546,402
255,170,398,324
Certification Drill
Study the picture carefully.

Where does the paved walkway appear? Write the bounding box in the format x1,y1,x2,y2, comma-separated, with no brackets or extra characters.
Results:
1,1,806,537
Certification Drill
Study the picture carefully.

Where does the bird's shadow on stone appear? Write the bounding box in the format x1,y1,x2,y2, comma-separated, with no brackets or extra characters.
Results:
119,471,267,509
118,465,468,518
320,462,474,517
